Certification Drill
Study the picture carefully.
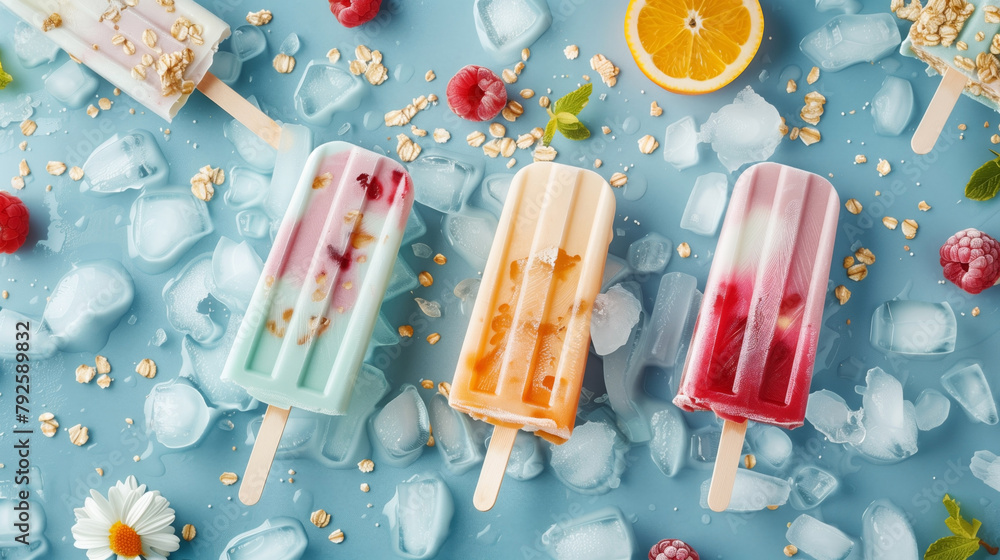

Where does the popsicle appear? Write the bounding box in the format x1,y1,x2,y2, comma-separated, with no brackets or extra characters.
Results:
223,141,414,505
1,0,282,146
449,162,616,511
672,162,839,512
900,0,998,153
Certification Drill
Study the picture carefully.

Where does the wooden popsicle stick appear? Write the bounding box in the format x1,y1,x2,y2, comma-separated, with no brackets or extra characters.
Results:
911,67,967,155
197,72,283,150
707,419,748,513
473,426,518,512
239,405,291,506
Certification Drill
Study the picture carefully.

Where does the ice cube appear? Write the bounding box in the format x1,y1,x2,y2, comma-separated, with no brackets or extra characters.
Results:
786,515,857,560
0,495,48,554
505,431,545,480
162,255,226,345
746,424,793,473
224,100,278,172
816,0,862,13
369,314,400,350
648,407,688,477
941,363,998,425
13,21,59,68
220,518,307,560
591,284,642,356
549,420,629,495
473,0,553,63
319,364,390,468
369,384,431,467
144,381,213,449
680,173,728,236
412,242,433,259
852,372,919,465
870,300,956,355
800,14,902,71
627,232,672,273
211,237,263,313
698,86,783,172
150,328,167,347
690,425,726,466
663,116,700,170
870,76,914,136
279,32,301,55
601,282,650,441
643,272,702,400
789,465,839,510
0,93,40,128
225,167,271,210
294,61,365,126
264,123,314,222
857,367,904,428
971,450,1000,492
914,388,950,431
700,468,791,511
44,61,99,109
236,209,271,239
540,507,636,560
210,51,242,86
128,188,214,274
862,499,918,560
404,206,428,244
383,472,454,560
407,150,483,214
428,393,484,474
81,130,170,194
479,173,513,217
442,207,498,270
601,254,632,291
230,25,267,61
180,315,257,411
42,260,135,353
386,257,420,301
0,309,56,360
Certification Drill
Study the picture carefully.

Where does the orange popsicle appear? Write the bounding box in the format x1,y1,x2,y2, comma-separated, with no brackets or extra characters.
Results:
449,162,616,510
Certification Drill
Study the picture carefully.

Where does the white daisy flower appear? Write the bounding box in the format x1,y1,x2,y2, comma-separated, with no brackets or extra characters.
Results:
71,475,180,560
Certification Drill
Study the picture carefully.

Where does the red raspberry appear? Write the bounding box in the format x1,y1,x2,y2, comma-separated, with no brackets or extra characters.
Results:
0,192,29,254
940,228,1000,294
649,539,699,560
446,65,507,122
329,0,381,28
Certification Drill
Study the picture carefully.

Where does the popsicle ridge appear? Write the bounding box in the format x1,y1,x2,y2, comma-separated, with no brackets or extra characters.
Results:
450,162,615,444
674,163,839,429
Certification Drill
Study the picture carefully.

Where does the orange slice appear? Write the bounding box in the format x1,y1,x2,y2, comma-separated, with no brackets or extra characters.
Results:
625,0,764,94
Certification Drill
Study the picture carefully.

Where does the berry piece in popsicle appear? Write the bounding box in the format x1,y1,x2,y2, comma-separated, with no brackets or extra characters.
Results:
0,192,29,253
940,228,1000,294
447,65,507,121
329,0,382,28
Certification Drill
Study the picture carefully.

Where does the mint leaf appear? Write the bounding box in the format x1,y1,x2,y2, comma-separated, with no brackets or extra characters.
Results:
553,83,593,116
0,56,11,90
555,112,590,140
965,150,1000,201
943,495,981,539
924,536,982,560
542,118,557,146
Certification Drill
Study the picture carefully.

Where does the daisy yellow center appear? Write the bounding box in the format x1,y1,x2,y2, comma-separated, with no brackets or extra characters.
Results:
108,521,143,558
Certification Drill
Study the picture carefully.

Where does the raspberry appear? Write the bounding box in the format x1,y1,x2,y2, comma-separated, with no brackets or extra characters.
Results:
446,65,507,122
649,539,699,560
0,192,29,254
940,228,1000,294
329,0,381,28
